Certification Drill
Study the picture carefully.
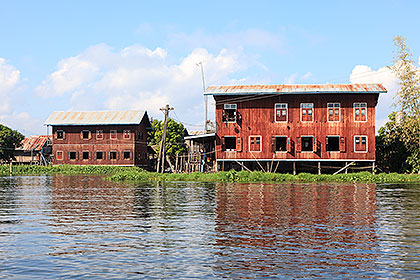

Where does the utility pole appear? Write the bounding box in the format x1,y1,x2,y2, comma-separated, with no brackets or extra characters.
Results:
197,62,207,132
157,104,174,173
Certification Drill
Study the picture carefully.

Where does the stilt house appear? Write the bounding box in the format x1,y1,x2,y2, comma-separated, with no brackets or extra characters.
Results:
205,84,386,173
44,110,151,167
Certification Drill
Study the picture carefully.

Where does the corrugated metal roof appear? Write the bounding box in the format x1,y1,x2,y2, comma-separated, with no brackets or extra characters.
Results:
44,110,148,126
204,84,387,95
17,135,51,152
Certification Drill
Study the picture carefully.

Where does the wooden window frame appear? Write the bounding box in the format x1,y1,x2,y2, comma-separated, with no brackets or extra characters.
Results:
110,150,118,160
69,151,77,160
82,151,89,160
223,136,237,152
326,135,340,152
81,130,91,140
273,135,289,153
300,103,314,122
353,102,368,122
56,130,65,140
122,150,131,160
96,130,104,140
56,151,63,161
327,103,341,122
301,135,315,152
223,104,237,123
249,135,262,152
354,135,368,153
274,103,288,123
96,151,104,160
123,130,131,140
110,130,117,140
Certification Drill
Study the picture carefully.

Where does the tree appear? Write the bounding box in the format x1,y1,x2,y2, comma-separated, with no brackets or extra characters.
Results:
388,36,420,172
149,118,188,160
0,124,24,163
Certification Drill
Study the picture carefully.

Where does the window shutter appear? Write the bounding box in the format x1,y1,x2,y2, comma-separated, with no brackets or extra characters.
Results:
271,136,276,152
287,138,291,153
236,137,242,152
340,137,346,153
222,110,227,122
296,137,301,152
76,152,79,160
325,136,329,145
221,137,225,151
80,131,83,139
88,131,92,140
313,137,317,152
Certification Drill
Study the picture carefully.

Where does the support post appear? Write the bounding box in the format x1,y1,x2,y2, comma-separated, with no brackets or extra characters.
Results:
157,104,174,173
318,162,321,175
9,161,12,176
372,161,376,174
345,162,348,174
293,162,296,175
175,154,179,174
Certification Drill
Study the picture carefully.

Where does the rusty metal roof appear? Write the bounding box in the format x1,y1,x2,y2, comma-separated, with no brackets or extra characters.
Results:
204,84,387,95
17,135,51,152
44,110,148,126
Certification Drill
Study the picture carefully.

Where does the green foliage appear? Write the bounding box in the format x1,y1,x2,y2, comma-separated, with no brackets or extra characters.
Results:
149,118,188,158
107,170,420,184
0,165,141,176
378,36,420,173
0,124,24,163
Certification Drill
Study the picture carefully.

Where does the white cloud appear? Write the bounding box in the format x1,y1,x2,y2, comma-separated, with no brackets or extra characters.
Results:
350,64,399,132
0,58,20,114
35,44,256,131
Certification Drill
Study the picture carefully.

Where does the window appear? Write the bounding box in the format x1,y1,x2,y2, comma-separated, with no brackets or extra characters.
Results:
56,151,63,160
96,130,103,140
110,151,118,160
301,136,314,152
81,130,90,140
301,103,314,122
224,136,237,151
327,103,340,122
222,104,237,122
354,103,367,122
123,151,131,159
354,136,368,152
96,151,104,160
110,130,117,139
69,151,77,160
275,103,288,122
326,136,340,152
249,136,262,152
123,130,131,139
274,136,287,152
82,151,89,160
56,130,65,140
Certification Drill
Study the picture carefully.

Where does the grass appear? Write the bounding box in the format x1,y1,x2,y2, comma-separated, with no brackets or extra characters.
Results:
107,169,420,184
0,165,142,176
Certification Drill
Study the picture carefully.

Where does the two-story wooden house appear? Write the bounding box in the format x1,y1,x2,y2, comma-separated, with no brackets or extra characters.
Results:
205,84,387,173
44,110,151,167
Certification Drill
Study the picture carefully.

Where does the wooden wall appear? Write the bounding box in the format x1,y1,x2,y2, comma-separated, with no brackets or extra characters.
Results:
51,123,148,166
214,93,378,161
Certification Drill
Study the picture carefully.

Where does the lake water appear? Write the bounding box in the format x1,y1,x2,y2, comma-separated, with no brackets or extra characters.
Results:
0,175,420,279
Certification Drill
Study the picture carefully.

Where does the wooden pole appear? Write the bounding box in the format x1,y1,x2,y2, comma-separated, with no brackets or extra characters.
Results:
157,104,174,173
318,162,321,175
9,161,12,176
293,162,296,175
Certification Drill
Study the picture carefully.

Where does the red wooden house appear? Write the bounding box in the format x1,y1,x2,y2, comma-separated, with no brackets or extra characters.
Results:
205,84,387,173
44,110,151,167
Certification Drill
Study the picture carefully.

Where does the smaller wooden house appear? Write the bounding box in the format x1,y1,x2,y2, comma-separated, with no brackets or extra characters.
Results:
44,110,151,166
14,135,52,165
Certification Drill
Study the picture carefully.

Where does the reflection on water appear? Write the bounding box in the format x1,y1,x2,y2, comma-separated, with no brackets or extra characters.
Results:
0,176,419,279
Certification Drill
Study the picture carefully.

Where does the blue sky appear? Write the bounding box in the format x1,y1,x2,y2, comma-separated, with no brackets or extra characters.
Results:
0,0,419,135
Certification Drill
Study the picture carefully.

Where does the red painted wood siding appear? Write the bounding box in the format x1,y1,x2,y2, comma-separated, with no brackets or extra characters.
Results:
52,123,148,166
215,93,378,161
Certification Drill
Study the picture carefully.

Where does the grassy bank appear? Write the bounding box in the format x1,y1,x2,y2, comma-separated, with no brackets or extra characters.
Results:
107,169,420,184
0,165,142,176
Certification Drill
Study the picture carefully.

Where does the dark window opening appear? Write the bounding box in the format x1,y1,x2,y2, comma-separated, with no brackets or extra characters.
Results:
225,136,236,150
82,151,89,159
110,151,117,160
301,136,313,152
82,130,90,139
96,151,103,160
276,136,287,152
326,136,340,152
123,151,130,159
223,104,237,122
69,151,77,160
57,130,64,139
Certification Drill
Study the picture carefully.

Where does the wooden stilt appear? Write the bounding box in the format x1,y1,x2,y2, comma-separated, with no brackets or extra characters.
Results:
318,162,321,175
293,162,296,175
